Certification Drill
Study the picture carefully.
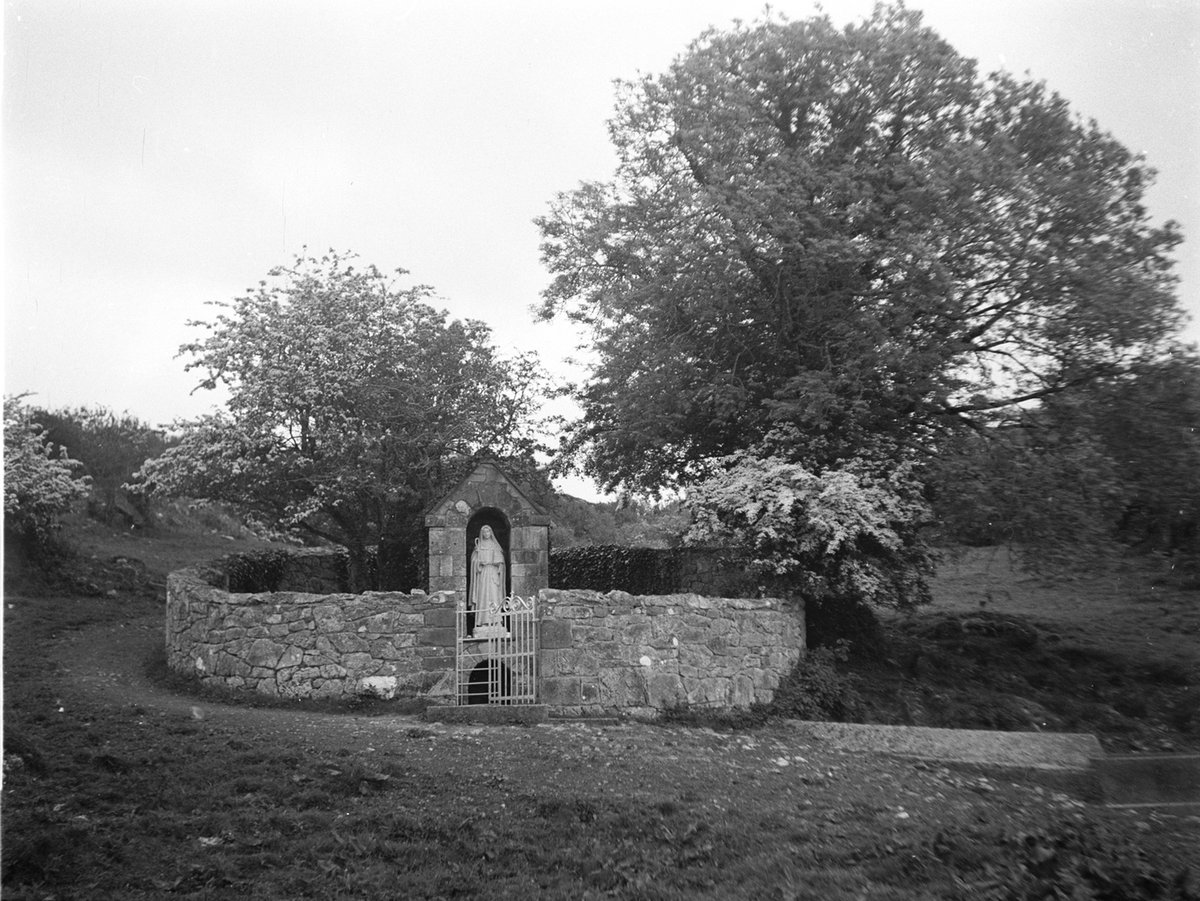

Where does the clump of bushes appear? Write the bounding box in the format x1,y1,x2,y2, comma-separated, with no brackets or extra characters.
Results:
225,549,296,593
768,643,864,722
803,595,887,661
3,395,90,559
28,404,168,528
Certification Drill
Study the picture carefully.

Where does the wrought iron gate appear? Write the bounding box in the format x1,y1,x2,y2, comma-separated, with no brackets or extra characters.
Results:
456,595,537,705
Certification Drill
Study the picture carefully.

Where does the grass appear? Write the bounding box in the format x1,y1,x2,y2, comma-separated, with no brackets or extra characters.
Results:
3,521,1199,899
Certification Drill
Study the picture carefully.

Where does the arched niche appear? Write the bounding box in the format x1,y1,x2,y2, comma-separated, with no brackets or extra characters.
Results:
466,507,510,633
466,507,511,596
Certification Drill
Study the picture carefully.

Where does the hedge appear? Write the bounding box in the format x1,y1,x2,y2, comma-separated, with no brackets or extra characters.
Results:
549,545,683,594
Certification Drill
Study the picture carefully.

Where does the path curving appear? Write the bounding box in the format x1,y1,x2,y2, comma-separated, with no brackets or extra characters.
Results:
50,611,1106,776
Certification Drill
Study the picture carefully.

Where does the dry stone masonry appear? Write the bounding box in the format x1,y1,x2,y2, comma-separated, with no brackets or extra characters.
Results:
165,559,804,714
164,459,806,715
539,588,803,717
167,566,458,700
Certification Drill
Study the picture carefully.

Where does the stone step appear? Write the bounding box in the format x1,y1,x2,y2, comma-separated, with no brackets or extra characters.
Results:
422,703,549,725
1094,753,1200,808
547,715,623,727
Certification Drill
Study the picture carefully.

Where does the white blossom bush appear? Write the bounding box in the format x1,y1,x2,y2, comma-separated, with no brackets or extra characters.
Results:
685,451,933,609
4,395,90,547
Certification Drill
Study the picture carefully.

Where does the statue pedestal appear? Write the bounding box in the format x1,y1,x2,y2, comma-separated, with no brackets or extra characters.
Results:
470,624,509,639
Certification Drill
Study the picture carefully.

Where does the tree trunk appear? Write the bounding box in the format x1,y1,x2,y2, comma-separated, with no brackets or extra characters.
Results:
344,541,370,594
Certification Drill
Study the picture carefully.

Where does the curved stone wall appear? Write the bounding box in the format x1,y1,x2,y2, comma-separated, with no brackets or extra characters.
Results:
166,557,806,713
538,588,804,717
166,567,457,700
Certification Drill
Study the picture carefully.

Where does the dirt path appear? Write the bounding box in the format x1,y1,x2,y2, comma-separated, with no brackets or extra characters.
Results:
49,613,455,753
48,610,1104,777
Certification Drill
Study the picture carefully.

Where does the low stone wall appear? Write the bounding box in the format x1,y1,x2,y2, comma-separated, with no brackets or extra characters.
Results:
166,562,805,714
539,589,804,717
166,567,456,700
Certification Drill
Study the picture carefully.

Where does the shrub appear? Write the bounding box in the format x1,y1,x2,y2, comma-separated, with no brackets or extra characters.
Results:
225,550,296,593
685,448,934,610
768,644,864,722
804,595,887,661
3,395,90,554
31,405,168,527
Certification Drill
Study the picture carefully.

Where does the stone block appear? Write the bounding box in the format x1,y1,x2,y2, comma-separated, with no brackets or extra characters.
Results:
647,672,685,708
625,622,652,643
327,633,369,654
540,620,573,649
559,648,600,675
731,674,755,708
358,675,398,699
245,638,282,668
420,653,453,671
278,646,304,669
343,652,375,673
423,608,455,629
418,627,456,647
707,635,731,655
580,681,601,704
541,676,581,706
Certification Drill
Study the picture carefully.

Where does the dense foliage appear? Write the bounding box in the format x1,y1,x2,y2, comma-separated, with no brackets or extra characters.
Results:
135,251,548,590
685,446,933,608
3,395,90,552
538,5,1183,491
31,405,169,527
546,495,689,549
549,545,684,594
536,4,1190,592
932,354,1200,572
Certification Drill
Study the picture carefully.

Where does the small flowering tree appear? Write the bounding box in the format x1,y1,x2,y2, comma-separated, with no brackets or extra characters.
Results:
134,251,548,591
685,445,933,609
4,395,90,550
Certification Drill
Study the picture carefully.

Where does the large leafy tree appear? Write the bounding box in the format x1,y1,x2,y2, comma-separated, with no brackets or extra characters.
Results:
537,4,1185,495
932,352,1200,572
136,251,547,590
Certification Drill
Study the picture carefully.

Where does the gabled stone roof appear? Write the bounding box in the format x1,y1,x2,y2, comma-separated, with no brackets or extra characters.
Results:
424,460,550,528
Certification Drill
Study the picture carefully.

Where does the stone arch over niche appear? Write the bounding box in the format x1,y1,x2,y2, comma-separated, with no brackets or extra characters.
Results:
424,460,551,599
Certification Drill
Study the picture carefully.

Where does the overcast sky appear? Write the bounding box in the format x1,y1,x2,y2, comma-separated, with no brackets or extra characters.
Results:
5,0,1199,495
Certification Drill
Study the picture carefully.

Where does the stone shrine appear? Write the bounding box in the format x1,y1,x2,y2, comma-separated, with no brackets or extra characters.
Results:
163,459,807,715
424,460,551,602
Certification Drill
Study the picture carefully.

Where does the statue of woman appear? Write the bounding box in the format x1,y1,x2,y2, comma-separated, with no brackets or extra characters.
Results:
469,525,506,633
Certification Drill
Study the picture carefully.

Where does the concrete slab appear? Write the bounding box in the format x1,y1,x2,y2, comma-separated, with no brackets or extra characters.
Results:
784,720,1103,771
1095,754,1200,806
